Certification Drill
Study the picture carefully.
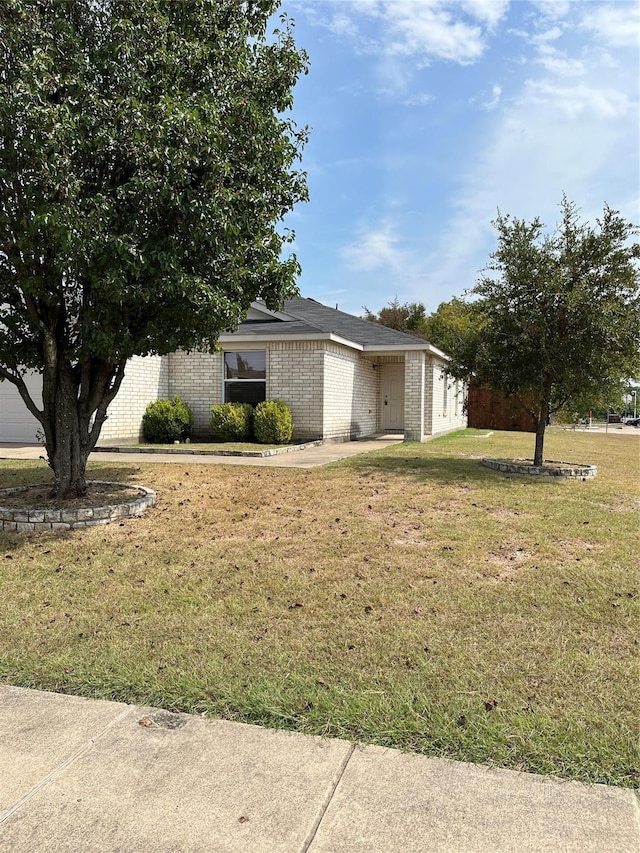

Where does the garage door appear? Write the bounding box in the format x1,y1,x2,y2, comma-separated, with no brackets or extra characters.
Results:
0,373,43,443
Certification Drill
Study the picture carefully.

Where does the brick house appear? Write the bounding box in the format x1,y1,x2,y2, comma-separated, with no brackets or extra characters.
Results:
0,297,467,444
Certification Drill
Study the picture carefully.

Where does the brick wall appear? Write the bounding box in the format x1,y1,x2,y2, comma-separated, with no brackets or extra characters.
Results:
268,341,324,440
97,346,466,445
426,357,467,435
168,350,221,436
99,355,169,443
323,345,378,440
404,351,426,441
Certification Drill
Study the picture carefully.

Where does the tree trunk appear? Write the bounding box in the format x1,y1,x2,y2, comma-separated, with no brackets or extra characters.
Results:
533,387,552,467
38,355,126,500
45,366,90,498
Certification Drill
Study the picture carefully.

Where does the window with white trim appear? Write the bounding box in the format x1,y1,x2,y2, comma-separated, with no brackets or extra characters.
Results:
224,351,266,406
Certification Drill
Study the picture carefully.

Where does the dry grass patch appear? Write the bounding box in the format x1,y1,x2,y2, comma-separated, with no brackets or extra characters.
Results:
0,428,638,786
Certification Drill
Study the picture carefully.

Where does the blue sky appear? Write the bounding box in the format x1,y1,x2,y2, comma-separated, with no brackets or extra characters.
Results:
278,0,639,316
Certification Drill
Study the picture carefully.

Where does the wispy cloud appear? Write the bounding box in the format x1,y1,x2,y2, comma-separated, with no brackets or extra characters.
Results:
482,83,503,110
341,222,407,272
401,91,435,107
383,2,486,64
580,4,640,48
289,1,638,315
419,1,639,305
295,1,511,88
462,0,510,28
535,45,585,77
530,0,571,20
522,80,631,119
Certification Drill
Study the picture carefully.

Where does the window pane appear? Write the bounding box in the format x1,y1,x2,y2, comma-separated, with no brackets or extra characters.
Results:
225,382,266,406
224,351,266,380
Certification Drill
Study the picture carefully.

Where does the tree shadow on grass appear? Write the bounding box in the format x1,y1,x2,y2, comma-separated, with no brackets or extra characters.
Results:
0,459,143,488
343,450,558,489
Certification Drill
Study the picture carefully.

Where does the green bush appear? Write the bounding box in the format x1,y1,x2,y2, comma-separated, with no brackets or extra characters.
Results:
142,396,193,443
210,402,254,441
253,400,293,445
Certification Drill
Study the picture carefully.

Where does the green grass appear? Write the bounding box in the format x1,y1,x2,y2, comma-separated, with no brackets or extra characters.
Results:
0,428,638,786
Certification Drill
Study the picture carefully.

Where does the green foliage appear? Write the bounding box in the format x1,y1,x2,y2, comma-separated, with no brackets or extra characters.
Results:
554,381,628,422
421,298,482,357
444,196,640,464
0,0,308,495
142,396,193,444
363,298,429,339
210,403,254,441
253,400,293,444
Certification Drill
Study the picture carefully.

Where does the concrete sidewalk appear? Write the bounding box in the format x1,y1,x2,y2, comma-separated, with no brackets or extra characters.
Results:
0,686,638,852
0,435,404,469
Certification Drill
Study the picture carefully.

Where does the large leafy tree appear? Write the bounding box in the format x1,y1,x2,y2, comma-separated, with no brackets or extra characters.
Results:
420,297,481,358
446,197,640,465
0,0,308,497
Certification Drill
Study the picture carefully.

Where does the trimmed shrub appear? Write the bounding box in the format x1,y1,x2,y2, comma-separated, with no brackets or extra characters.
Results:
142,396,193,444
254,400,293,445
210,402,254,441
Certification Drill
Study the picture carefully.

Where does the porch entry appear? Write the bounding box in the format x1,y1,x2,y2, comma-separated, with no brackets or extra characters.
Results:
380,363,405,431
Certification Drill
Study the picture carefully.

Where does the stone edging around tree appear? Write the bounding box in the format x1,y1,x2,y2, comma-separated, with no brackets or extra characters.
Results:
0,481,156,532
482,459,597,479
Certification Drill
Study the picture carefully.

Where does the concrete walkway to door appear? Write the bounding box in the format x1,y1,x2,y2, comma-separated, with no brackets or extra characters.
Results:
0,435,405,469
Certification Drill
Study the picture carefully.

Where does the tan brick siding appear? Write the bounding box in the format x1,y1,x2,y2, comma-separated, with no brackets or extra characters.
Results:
404,351,425,441
99,355,168,443
168,350,222,436
323,345,378,441
267,341,324,441
426,357,467,435
96,342,465,445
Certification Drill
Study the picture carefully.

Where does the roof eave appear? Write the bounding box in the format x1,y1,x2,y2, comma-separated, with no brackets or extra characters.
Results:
218,331,364,351
363,343,449,359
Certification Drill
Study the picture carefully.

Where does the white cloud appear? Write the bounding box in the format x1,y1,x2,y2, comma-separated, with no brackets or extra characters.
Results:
402,91,435,107
327,12,359,38
296,0,509,68
530,0,571,20
580,4,640,48
532,26,563,44
462,0,510,28
341,222,407,272
522,80,631,119
384,1,485,63
422,5,639,305
482,83,503,110
536,45,585,77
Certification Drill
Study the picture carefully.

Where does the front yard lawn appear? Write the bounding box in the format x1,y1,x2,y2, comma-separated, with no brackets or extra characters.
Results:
0,429,637,786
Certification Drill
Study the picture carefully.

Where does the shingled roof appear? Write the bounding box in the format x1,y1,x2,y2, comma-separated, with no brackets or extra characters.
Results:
225,297,439,352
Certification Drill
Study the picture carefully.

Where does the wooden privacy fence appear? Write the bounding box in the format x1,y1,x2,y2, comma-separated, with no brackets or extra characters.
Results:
466,384,536,432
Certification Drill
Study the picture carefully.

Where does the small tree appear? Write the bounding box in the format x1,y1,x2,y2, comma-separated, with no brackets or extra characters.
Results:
0,0,308,497
446,197,640,465
363,297,429,339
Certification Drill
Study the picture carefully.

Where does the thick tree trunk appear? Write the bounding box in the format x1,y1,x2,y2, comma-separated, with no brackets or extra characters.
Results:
40,356,126,500
45,366,89,498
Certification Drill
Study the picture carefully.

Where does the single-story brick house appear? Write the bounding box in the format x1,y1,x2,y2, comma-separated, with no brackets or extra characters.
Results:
0,297,466,444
